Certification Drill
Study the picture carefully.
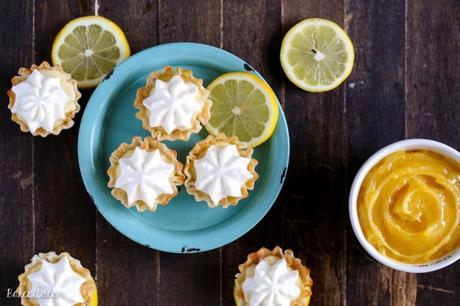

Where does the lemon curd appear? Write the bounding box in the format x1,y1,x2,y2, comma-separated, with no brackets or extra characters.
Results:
358,150,460,264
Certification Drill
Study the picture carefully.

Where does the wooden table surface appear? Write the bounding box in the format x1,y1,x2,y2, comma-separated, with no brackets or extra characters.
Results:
1,0,459,305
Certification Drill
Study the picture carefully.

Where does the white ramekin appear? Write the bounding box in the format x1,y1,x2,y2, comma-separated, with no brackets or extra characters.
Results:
349,138,460,273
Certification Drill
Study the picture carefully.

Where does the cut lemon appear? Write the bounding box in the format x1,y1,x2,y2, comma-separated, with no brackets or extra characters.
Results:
280,18,354,92
205,72,279,147
52,16,130,88
90,290,98,306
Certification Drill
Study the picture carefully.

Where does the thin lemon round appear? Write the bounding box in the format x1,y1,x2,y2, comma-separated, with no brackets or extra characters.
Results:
52,16,130,88
205,72,279,147
280,18,354,92
90,290,98,306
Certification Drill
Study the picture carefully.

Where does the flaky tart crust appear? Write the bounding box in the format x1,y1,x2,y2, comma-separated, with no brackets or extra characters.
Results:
133,66,212,141
107,136,185,212
7,61,81,137
17,251,97,306
234,246,313,306
184,134,258,208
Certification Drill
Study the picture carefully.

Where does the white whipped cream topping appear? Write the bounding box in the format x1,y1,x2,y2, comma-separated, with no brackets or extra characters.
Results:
194,144,253,204
115,147,175,209
143,75,202,133
11,70,69,133
27,256,86,306
242,257,301,306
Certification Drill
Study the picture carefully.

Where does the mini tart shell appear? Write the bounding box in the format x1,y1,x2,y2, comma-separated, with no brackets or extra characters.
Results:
7,61,81,137
234,246,313,306
134,66,212,141
107,136,185,212
184,134,258,208
17,251,97,306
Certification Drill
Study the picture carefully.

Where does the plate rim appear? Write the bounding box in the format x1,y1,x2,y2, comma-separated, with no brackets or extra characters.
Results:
77,42,290,253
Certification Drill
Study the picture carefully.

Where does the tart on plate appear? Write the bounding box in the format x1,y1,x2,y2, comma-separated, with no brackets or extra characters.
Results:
234,246,313,306
184,134,258,208
7,61,81,137
17,251,97,306
134,66,212,141
107,136,185,212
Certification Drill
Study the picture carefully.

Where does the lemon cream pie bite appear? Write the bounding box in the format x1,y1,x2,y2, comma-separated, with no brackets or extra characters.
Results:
17,251,97,306
107,136,185,212
134,66,212,141
7,61,81,137
234,246,313,306
184,134,258,208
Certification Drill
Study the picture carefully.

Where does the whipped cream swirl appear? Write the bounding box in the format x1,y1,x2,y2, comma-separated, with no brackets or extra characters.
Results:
242,257,301,306
27,256,86,306
115,147,175,209
143,75,202,133
11,70,69,133
194,144,253,205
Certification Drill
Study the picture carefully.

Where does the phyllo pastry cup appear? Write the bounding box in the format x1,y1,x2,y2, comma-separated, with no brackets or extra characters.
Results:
184,134,258,208
134,66,212,141
7,61,81,137
234,246,313,306
107,136,185,212
17,251,97,306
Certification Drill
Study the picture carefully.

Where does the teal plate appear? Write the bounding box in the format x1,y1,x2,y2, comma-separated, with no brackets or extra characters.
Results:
78,43,290,253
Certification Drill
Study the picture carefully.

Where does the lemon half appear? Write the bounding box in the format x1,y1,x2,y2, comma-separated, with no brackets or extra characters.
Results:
280,18,354,92
205,72,279,147
52,16,130,88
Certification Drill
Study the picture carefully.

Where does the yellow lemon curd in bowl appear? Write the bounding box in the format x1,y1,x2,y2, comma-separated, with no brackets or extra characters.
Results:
358,150,460,264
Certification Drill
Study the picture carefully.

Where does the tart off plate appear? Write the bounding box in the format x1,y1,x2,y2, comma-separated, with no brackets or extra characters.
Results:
78,43,290,253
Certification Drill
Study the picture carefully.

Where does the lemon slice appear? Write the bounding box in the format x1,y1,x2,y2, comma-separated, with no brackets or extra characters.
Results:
90,290,98,306
205,72,279,147
52,16,130,88
280,18,354,92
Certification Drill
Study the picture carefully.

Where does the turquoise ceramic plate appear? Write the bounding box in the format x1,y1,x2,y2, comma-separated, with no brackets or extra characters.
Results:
78,43,289,253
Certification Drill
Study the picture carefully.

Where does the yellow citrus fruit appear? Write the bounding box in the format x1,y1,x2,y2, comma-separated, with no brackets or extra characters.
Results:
205,72,279,147
90,289,98,306
52,16,130,88
280,18,354,92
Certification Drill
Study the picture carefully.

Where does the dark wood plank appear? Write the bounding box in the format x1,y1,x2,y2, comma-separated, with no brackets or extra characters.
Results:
95,1,161,305
158,0,221,46
406,1,460,147
406,1,460,304
96,216,161,305
222,0,282,90
0,1,34,305
98,0,158,53
344,1,412,306
157,1,222,305
32,0,96,291
280,1,347,305
220,1,284,305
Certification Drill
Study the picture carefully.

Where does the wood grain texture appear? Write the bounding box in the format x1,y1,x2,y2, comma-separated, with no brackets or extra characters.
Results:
0,1,34,305
158,0,221,46
344,1,409,305
157,1,222,305
95,1,160,305
406,0,460,304
98,0,158,53
32,0,97,292
220,1,284,305
406,0,460,145
281,1,347,305
32,0,96,249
